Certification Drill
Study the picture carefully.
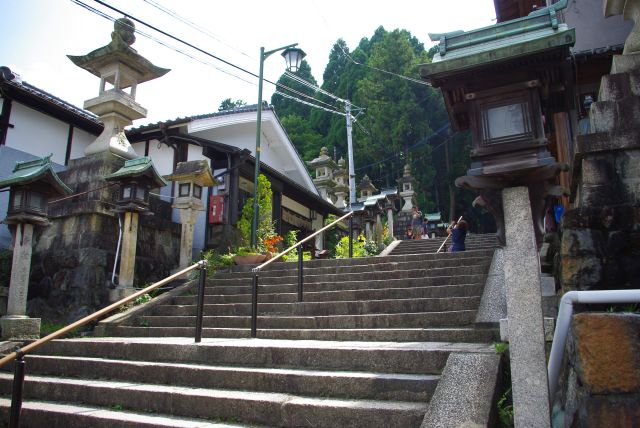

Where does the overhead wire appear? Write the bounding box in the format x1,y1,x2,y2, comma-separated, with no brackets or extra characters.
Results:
141,0,255,60
73,0,345,116
336,43,431,87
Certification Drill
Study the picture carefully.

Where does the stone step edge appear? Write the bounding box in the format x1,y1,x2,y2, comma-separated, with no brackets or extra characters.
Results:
0,374,429,423
0,397,256,428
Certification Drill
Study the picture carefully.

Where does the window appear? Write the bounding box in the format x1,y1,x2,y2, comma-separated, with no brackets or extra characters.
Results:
179,183,191,197
193,184,202,199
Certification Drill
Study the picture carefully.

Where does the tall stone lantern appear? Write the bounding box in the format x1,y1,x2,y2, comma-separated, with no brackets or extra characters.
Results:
333,158,350,209
397,164,416,212
68,18,169,159
0,156,71,339
104,156,167,301
165,160,215,269
307,147,337,204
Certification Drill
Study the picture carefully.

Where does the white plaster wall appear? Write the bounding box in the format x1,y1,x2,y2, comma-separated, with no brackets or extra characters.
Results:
5,103,70,165
69,127,95,161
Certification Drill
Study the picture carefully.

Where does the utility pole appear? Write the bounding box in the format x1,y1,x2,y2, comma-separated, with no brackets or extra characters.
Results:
345,100,356,206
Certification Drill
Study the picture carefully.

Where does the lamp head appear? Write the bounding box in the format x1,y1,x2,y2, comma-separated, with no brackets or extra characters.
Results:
282,47,306,72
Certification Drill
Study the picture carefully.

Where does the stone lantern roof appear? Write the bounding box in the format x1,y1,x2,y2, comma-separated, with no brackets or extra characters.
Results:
164,160,216,187
67,18,170,88
0,155,71,196
307,147,338,170
356,175,377,194
104,156,167,188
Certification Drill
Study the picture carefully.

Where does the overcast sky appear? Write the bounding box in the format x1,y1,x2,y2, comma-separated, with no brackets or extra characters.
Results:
0,0,496,125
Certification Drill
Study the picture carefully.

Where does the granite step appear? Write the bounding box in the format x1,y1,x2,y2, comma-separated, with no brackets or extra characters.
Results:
172,283,486,304
105,325,498,342
131,309,478,330
0,398,264,428
151,296,482,317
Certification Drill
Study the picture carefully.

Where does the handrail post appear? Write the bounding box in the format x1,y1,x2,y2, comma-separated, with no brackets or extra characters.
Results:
194,262,207,343
297,246,304,302
349,215,353,258
9,353,25,428
251,271,259,338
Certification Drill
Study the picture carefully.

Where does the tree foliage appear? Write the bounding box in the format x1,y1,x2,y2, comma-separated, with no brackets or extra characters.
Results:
218,98,246,111
270,26,491,232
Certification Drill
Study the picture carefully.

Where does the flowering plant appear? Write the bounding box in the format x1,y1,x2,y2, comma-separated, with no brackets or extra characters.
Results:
263,234,283,254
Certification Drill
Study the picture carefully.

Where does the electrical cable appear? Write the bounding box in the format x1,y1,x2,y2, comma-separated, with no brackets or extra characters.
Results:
73,0,346,116
336,43,431,87
273,91,345,117
142,0,254,60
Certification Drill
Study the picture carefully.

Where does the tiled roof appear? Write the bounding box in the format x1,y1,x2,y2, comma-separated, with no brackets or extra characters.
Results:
0,66,100,126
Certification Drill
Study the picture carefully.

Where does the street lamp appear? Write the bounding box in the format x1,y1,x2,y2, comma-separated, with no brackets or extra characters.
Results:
251,44,306,248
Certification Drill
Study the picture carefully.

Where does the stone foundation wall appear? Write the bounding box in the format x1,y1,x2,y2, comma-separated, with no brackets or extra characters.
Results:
558,313,640,427
22,153,180,325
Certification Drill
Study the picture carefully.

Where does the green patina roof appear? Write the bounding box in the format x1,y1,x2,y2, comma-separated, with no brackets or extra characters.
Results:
104,156,168,187
0,155,71,195
420,0,575,80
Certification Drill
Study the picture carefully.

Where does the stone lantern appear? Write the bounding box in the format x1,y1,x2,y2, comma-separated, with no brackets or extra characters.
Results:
356,175,377,203
68,17,169,159
104,156,167,300
419,1,575,246
0,156,71,339
397,164,416,212
307,147,337,204
164,160,215,269
333,158,350,209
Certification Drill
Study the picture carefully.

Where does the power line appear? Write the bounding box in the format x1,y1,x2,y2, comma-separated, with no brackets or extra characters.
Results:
142,0,254,60
336,42,431,87
354,122,451,171
73,0,345,116
274,91,345,117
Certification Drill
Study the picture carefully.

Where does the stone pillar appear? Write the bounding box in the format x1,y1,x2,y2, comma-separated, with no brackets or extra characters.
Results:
365,221,371,240
112,211,139,301
177,208,199,269
503,186,550,427
387,208,394,238
1,223,40,339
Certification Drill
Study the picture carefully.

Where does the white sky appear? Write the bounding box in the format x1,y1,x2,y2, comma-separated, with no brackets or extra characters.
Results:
0,0,496,126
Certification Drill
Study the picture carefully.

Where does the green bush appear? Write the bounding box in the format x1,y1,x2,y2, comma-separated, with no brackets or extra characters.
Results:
334,234,379,258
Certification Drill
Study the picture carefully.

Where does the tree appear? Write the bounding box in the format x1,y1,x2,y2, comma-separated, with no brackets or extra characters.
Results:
218,98,246,111
271,60,317,119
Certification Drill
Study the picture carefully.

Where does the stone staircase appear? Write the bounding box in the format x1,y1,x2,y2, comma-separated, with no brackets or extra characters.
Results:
0,241,501,427
388,233,500,255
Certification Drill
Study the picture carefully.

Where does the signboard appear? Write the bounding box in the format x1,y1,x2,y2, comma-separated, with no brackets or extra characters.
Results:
209,195,224,224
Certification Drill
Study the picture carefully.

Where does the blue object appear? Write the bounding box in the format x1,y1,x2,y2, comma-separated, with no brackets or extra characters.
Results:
554,204,564,223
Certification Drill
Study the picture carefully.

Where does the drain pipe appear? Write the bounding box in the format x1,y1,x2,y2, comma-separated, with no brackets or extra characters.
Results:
548,289,640,402
111,213,123,286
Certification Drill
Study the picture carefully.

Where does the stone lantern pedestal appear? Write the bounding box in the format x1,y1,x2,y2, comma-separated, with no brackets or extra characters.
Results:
165,160,215,270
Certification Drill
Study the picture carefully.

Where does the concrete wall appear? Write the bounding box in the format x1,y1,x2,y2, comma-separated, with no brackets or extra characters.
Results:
562,0,632,52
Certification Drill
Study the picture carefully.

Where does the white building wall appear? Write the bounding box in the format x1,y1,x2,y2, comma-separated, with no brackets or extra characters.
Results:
69,127,95,161
5,103,70,165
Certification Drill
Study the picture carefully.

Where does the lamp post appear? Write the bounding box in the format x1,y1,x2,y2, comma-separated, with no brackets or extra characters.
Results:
251,44,306,248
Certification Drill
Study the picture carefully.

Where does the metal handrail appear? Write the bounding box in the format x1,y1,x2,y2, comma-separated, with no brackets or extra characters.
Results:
252,210,354,273
0,260,207,428
249,210,354,337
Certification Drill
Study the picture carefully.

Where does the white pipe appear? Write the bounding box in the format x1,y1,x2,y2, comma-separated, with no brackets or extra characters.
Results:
548,289,640,402
111,213,123,284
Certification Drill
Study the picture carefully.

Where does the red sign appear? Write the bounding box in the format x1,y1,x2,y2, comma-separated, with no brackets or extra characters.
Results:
209,195,224,224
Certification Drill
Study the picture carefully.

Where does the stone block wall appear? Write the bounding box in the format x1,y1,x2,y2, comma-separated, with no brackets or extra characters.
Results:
22,152,180,325
559,313,640,427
